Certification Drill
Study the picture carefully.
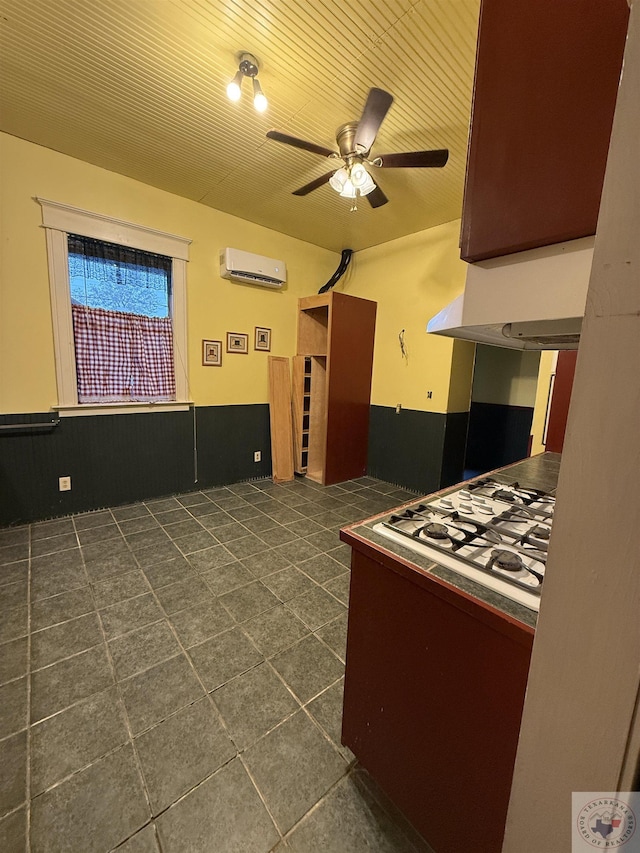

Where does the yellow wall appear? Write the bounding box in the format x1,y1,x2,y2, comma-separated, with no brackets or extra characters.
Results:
335,220,473,414
530,350,556,455
0,133,473,419
0,132,338,413
447,340,476,412
471,345,541,408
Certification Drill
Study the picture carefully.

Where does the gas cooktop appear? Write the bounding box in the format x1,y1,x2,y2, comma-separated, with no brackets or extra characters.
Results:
372,477,555,611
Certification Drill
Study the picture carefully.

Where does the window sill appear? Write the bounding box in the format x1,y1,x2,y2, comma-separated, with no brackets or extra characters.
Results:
56,402,193,417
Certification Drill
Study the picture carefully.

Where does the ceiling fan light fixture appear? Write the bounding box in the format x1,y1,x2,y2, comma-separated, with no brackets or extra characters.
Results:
329,164,376,200
226,70,243,102
252,78,268,112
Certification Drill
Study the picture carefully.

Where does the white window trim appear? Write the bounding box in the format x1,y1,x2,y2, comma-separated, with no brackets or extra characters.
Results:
37,198,192,416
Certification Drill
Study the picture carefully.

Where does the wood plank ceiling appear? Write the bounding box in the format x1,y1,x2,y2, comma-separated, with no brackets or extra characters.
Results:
0,0,480,252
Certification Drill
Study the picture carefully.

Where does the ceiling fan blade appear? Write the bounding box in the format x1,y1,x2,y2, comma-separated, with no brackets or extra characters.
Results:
366,183,389,208
376,149,449,168
353,88,394,154
292,172,337,196
266,130,337,158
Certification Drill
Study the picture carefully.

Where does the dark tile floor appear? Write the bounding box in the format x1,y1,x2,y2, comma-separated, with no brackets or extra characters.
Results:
0,475,434,853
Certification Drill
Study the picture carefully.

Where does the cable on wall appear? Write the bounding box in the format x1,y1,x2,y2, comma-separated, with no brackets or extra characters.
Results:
318,249,353,294
399,329,408,362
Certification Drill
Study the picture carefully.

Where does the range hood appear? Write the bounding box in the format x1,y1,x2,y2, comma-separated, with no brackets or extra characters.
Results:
427,237,594,349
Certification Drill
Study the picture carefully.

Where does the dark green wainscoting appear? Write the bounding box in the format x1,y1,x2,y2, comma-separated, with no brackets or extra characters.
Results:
464,402,534,474
367,405,470,495
0,405,272,525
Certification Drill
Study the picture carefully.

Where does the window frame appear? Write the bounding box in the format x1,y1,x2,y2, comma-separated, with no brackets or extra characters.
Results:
38,198,191,416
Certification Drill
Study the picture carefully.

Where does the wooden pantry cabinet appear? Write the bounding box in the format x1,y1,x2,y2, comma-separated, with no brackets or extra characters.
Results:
292,292,376,486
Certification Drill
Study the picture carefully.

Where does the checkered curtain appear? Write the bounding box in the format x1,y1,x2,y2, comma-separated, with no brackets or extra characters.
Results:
72,305,175,402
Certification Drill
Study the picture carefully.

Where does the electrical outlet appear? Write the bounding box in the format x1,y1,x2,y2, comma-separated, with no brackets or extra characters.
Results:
58,476,71,492
254,451,261,463
426,390,433,400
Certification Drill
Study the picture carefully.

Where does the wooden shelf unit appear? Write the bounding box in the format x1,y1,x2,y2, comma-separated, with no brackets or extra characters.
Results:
293,292,376,486
292,356,310,474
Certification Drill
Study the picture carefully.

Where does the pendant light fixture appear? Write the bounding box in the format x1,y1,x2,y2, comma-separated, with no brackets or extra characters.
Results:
226,53,268,112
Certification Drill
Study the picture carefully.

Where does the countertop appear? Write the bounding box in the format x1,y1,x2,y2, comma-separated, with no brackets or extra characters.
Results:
340,452,561,630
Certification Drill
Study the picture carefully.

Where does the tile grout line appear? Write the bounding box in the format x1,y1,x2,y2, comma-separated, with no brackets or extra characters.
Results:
278,761,360,846
237,751,289,842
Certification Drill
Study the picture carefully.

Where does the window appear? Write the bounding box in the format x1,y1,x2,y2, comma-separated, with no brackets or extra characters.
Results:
38,199,191,414
68,235,174,403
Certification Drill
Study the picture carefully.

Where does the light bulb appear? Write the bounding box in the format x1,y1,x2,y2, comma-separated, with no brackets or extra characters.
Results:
252,78,268,112
350,163,368,188
359,170,376,196
339,178,357,199
329,168,349,193
226,71,243,102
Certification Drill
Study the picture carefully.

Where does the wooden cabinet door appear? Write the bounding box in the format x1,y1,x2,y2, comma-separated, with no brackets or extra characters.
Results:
546,350,578,453
343,547,533,853
460,0,628,263
324,292,377,485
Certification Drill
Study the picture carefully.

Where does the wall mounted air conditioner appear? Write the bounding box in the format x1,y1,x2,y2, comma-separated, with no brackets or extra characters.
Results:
220,248,286,288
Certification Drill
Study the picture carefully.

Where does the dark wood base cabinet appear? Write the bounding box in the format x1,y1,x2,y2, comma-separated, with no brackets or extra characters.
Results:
341,545,534,853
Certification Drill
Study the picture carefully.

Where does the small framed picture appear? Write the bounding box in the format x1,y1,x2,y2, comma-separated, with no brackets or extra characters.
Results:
202,340,222,366
226,332,248,354
254,327,271,352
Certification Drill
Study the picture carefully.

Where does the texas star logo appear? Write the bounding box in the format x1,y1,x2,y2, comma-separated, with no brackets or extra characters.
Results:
577,799,636,848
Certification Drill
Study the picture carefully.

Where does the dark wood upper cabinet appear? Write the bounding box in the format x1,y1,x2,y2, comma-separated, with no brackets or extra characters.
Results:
460,0,629,263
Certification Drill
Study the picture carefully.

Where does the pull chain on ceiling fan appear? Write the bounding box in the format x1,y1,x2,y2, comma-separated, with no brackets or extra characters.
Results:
266,88,449,210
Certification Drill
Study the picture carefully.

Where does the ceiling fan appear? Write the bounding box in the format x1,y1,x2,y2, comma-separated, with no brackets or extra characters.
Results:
266,88,449,210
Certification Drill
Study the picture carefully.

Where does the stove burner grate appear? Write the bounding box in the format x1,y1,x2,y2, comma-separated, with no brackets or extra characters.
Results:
490,550,525,572
423,522,449,540
493,489,518,502
529,524,550,541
